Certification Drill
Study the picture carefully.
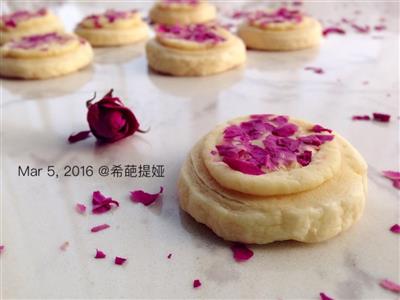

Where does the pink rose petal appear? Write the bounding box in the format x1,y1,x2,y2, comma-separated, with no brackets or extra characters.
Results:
223,157,264,175
320,292,334,300
193,279,202,288
0,245,4,253
115,256,127,265
305,67,324,74
312,124,332,133
231,243,254,262
380,279,400,293
382,171,400,180
272,123,298,137
68,130,91,143
374,24,386,31
393,180,400,189
390,224,400,234
91,224,110,233
92,191,119,214
95,249,106,259
323,27,346,37
130,187,164,206
59,241,69,251
297,151,312,166
352,115,371,121
350,23,370,33
372,113,391,123
75,203,86,214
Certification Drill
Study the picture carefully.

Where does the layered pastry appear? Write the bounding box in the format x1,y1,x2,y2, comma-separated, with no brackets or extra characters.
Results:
75,9,149,47
0,32,93,79
0,8,63,45
149,0,216,25
238,8,322,51
178,114,367,244
146,24,246,76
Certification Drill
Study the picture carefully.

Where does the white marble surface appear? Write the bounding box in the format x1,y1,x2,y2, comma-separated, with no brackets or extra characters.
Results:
1,1,399,299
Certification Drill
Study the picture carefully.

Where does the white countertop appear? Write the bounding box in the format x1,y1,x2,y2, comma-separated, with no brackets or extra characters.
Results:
1,1,399,299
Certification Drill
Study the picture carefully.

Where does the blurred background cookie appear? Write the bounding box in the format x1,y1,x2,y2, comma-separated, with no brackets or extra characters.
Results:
149,0,216,25
0,8,64,45
238,7,322,51
75,9,149,47
0,32,93,79
146,23,246,76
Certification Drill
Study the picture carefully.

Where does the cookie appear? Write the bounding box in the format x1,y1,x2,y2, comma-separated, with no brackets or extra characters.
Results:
178,115,367,244
149,0,216,25
238,8,322,51
146,24,246,76
0,32,93,79
0,8,63,45
75,9,149,47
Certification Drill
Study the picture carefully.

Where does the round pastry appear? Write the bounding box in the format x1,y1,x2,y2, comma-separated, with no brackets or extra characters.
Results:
0,32,93,79
237,8,322,51
74,9,149,47
149,0,216,25
0,8,63,45
178,114,367,244
146,24,246,76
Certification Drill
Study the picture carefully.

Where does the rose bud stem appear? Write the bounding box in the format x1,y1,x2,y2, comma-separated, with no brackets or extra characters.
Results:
137,127,150,134
86,92,97,108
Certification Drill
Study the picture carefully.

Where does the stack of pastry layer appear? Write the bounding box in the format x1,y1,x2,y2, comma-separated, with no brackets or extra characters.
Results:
178,115,367,244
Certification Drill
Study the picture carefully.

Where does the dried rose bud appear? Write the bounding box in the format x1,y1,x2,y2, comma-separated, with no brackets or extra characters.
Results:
68,89,146,144
86,89,143,143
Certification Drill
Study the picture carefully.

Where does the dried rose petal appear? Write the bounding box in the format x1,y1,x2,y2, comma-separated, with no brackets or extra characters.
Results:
374,24,386,31
223,157,264,175
352,115,371,121
297,151,312,166
305,67,324,74
91,224,110,233
393,180,400,189
75,203,86,214
216,115,335,175
373,113,391,123
231,243,254,262
351,23,370,33
95,249,106,259
59,241,69,251
130,187,164,206
68,130,91,143
382,171,400,180
379,279,400,293
312,124,332,133
390,224,400,234
92,191,119,214
193,279,202,288
156,24,226,44
167,253,172,259
323,27,346,37
320,292,334,300
115,256,127,265
272,123,298,137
